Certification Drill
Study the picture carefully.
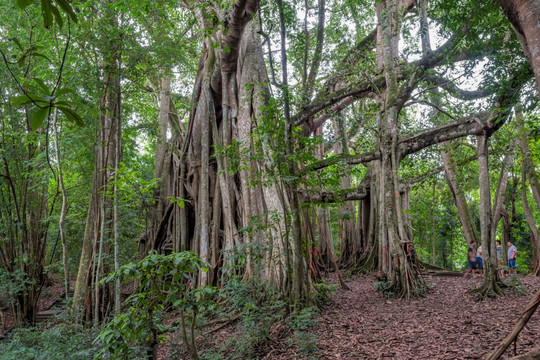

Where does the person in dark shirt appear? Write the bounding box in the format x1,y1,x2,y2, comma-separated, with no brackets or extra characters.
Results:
463,241,477,279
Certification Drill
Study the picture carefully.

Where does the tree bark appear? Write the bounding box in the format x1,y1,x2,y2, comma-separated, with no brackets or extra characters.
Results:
499,0,540,96
476,134,504,298
375,0,424,298
52,107,69,301
521,163,540,275
72,12,122,319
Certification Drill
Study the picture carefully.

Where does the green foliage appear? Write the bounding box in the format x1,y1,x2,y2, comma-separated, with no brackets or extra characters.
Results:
0,267,34,301
0,324,99,360
198,279,321,360
311,281,338,305
15,0,78,28
198,279,287,360
94,251,215,359
504,276,528,296
10,81,83,130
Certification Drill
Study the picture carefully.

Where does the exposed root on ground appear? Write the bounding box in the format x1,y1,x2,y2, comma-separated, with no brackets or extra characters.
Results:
471,279,507,301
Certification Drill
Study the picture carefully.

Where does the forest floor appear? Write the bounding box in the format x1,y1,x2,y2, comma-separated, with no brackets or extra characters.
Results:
308,273,540,360
179,273,540,360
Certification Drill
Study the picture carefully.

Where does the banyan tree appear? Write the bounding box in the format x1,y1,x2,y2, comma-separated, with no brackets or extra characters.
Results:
70,0,536,313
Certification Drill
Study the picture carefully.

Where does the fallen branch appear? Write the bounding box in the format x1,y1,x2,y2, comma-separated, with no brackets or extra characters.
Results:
424,270,463,277
486,287,540,360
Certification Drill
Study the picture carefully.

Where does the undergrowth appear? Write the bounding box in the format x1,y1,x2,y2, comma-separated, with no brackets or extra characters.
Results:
189,279,328,360
504,276,528,296
0,323,102,360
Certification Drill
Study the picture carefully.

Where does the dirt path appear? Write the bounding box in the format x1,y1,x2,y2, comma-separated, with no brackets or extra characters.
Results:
312,274,540,360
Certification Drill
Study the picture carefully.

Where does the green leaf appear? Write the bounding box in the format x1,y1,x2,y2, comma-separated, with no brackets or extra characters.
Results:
16,0,33,10
30,106,49,130
58,106,84,126
30,52,52,62
54,0,78,23
40,0,53,28
11,95,35,106
9,37,23,51
33,78,49,94
50,4,63,28
54,87,75,98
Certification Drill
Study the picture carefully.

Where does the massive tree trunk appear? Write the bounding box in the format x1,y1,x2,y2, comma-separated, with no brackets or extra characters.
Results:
375,0,424,298
476,134,504,298
145,1,312,301
521,163,540,275
516,107,540,274
499,0,540,96
72,14,122,320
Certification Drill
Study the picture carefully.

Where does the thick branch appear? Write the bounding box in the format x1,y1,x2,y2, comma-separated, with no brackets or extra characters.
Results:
301,186,368,203
298,151,380,175
293,27,472,126
424,75,497,100
299,109,498,175
486,287,540,360
220,0,259,73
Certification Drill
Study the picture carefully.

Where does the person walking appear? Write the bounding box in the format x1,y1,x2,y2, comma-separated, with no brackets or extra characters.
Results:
507,241,518,276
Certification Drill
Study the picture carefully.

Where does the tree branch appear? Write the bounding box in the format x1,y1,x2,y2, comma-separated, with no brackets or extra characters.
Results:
424,74,496,100
300,186,368,203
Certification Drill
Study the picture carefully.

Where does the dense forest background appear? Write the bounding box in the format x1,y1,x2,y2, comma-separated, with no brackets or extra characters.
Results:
1,0,540,358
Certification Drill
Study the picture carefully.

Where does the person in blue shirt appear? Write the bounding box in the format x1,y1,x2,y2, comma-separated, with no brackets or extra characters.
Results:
507,241,518,276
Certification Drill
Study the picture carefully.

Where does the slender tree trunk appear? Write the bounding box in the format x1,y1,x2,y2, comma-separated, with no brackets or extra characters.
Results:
333,115,358,266
277,0,308,303
441,146,480,246
113,126,120,314
430,182,437,266
52,108,69,301
72,13,122,319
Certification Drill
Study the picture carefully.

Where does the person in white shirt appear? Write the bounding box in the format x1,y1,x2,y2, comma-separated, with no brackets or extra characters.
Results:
507,241,518,276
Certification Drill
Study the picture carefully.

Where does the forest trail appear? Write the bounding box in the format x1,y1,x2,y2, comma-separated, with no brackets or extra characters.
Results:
310,274,540,360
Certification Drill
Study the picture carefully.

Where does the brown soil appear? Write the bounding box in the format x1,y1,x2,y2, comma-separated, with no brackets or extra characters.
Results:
310,274,540,360
163,274,540,360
